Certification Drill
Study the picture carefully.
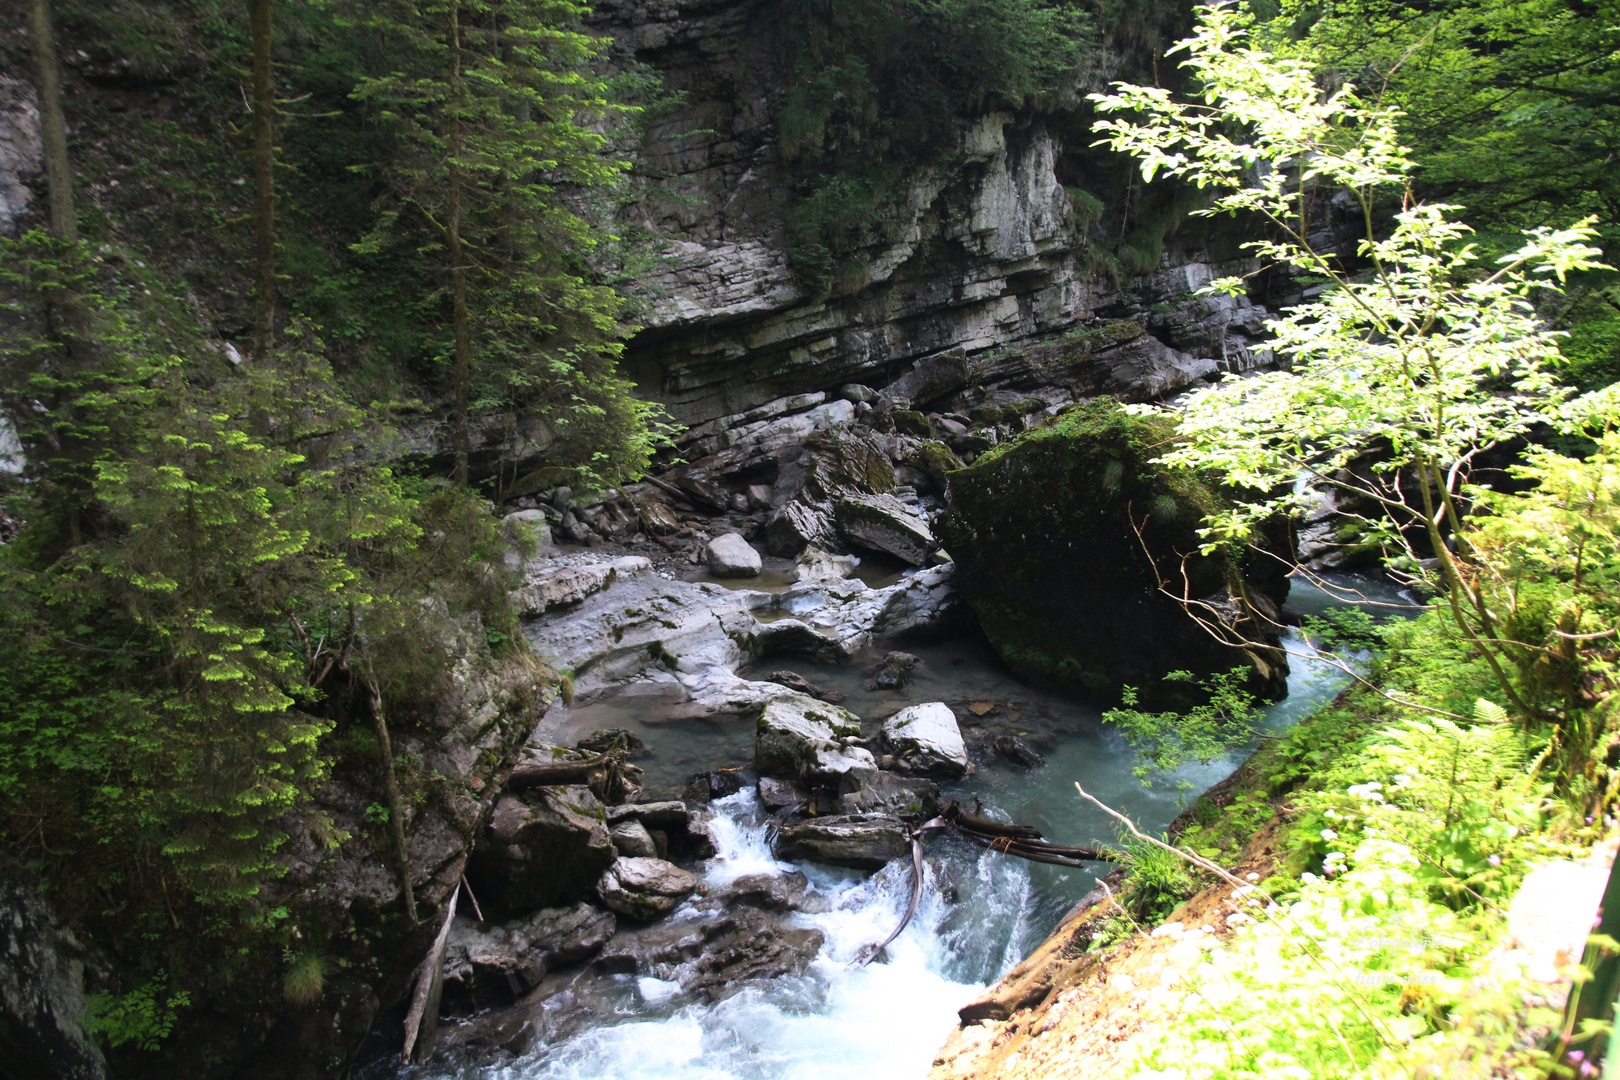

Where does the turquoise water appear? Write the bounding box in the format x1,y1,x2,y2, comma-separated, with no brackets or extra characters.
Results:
414,572,1417,1079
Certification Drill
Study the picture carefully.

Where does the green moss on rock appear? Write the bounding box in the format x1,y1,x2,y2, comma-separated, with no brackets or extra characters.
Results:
938,399,1289,706
890,410,934,438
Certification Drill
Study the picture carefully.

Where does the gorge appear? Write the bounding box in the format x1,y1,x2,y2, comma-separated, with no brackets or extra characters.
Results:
1,0,1614,1078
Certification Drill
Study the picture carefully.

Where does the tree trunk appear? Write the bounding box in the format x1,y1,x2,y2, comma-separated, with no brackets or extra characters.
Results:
249,0,276,362
26,0,76,240
447,5,471,488
366,676,419,924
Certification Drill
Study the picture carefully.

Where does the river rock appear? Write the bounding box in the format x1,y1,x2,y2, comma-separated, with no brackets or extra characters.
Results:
937,399,1291,705
883,703,969,779
704,532,762,577
991,735,1043,767
755,693,875,781
434,964,628,1059
766,430,898,558
441,903,617,1010
994,735,1045,768
837,770,939,817
758,775,809,812
884,348,970,408
639,500,681,535
480,786,616,911
605,800,690,831
768,669,843,703
868,650,920,691
593,906,825,1004
691,871,812,915
775,813,910,870
836,493,936,565
597,857,700,921
610,819,659,858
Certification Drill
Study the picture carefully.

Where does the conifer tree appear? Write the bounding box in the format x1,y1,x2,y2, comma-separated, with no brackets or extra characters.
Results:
350,0,664,488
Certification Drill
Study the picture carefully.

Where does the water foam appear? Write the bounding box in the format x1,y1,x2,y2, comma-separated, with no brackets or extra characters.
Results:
463,791,1006,1080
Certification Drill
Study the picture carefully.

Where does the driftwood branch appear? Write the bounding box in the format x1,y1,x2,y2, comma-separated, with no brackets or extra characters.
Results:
402,884,459,1065
854,823,934,966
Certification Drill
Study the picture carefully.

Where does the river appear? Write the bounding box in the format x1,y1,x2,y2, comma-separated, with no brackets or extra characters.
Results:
408,572,1414,1080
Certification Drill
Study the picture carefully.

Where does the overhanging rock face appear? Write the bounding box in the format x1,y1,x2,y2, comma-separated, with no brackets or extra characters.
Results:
587,1,1289,431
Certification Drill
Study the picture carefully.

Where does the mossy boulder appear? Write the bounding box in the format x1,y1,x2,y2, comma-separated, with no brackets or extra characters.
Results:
890,410,934,438
937,400,1289,706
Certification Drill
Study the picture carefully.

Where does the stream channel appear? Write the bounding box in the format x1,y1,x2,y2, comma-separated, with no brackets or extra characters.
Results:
417,572,1413,1080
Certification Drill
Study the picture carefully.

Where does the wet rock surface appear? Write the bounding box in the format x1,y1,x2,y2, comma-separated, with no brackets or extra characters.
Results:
597,857,701,921
476,786,616,911
754,693,875,782
837,493,936,565
774,813,911,870
938,399,1291,704
883,702,970,779
441,903,617,1012
869,650,921,691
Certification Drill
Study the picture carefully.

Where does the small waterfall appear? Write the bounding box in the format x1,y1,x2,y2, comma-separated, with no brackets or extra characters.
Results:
466,791,1019,1080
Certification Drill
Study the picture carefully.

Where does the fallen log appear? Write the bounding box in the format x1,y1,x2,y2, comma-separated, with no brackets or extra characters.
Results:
507,746,642,804
940,801,1043,840
936,801,1118,866
951,830,1118,868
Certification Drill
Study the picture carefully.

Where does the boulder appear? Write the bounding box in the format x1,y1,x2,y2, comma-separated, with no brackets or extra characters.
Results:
766,500,837,557
884,348,970,408
793,547,860,583
766,430,897,558
597,857,700,921
937,399,1290,705
836,494,936,565
768,669,843,702
704,532,762,578
754,693,875,781
775,813,910,870
592,906,824,1003
610,820,658,858
883,703,969,779
522,903,619,968
505,508,554,553
480,786,616,910
605,800,690,832
994,735,1045,768
639,501,681,535
440,903,616,1011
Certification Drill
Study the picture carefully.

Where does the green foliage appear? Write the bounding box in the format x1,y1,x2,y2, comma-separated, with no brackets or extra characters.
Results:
85,975,192,1053
1120,830,1201,921
1300,606,1381,652
1259,0,1620,256
1123,610,1587,1079
0,238,520,925
281,951,326,1007
1107,668,1265,787
347,0,674,485
776,0,1094,292
1092,3,1618,771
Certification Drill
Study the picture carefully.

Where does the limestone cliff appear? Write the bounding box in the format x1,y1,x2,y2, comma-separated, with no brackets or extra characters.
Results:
588,0,1294,431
